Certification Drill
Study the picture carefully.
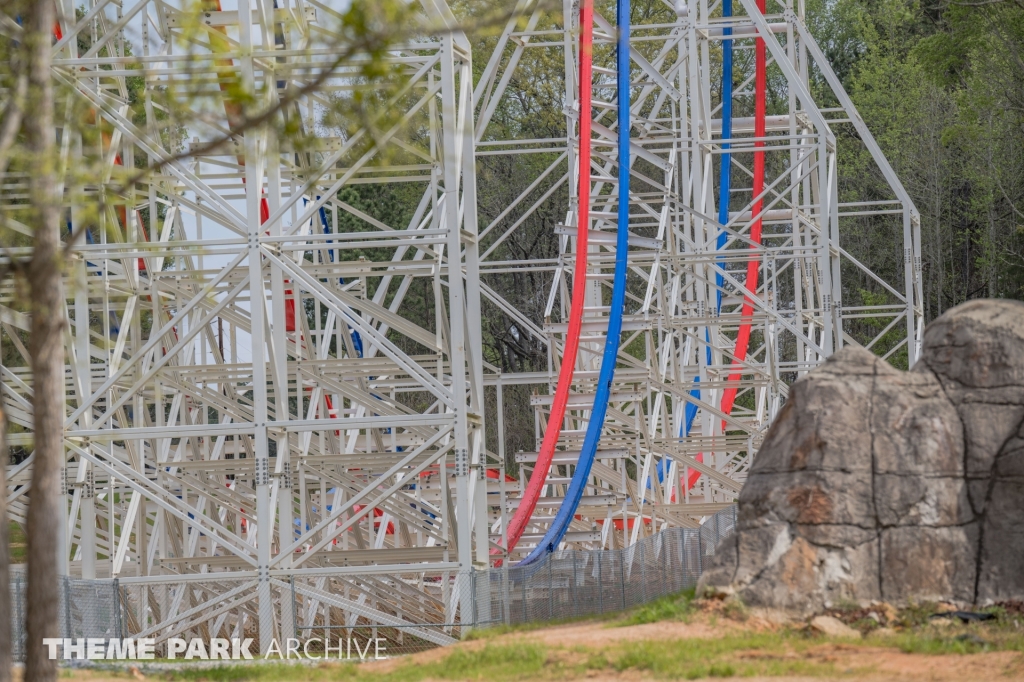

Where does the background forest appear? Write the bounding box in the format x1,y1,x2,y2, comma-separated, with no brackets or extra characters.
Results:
812,0,1024,315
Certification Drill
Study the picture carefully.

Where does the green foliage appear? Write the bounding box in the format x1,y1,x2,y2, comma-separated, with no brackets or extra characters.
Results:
827,0,1024,321
877,623,1024,655
722,597,750,622
8,520,25,563
895,601,939,628
855,289,909,367
605,635,835,679
615,588,696,626
381,634,836,681
164,643,545,682
411,643,547,680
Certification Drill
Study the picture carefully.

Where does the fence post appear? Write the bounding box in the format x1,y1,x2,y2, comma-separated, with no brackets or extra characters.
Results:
571,552,578,618
521,568,527,624
63,577,72,638
619,551,627,610
697,527,704,577
548,559,553,621
113,579,123,639
471,570,478,628
15,574,22,661
663,531,670,593
290,576,297,639
640,541,648,604
597,554,603,614
503,565,511,626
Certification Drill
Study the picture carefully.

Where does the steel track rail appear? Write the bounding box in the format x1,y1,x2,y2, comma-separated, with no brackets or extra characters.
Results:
519,0,630,565
496,0,595,563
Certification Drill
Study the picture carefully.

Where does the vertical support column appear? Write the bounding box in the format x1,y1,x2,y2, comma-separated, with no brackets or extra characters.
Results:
788,8,808,374
457,24,489,620
439,31,475,632
73,219,96,579
829,153,844,351
903,208,918,365
62,52,87,580
140,7,159,585
816,140,834,358
911,213,924,365
459,45,489,571
686,0,710,450
236,0,274,654
795,3,812,372
497,379,507,555
262,10,295,637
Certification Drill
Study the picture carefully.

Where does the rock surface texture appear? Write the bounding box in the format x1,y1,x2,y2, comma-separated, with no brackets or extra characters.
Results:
698,299,1024,613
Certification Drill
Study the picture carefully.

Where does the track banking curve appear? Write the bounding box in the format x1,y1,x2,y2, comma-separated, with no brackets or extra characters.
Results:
519,0,631,565
495,0,594,563
719,0,768,422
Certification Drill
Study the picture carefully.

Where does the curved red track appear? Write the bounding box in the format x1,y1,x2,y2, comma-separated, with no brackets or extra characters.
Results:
496,1,593,563
679,0,767,495
718,0,767,424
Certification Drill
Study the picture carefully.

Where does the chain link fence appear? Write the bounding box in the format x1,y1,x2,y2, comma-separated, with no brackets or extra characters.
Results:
468,505,737,626
10,506,735,661
9,575,125,661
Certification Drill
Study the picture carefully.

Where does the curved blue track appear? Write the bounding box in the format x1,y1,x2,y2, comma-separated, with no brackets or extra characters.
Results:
313,197,364,356
519,0,632,564
716,0,734,311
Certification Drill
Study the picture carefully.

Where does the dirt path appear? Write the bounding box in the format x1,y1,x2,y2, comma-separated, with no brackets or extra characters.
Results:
357,612,1024,681
815,644,1024,680
514,618,730,647
39,611,1024,682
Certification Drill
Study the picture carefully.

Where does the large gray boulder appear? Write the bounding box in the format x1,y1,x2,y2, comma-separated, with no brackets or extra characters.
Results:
698,299,1024,613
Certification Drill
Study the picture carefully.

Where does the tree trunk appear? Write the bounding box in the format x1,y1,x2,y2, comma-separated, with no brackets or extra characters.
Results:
0,405,10,682
24,0,63,679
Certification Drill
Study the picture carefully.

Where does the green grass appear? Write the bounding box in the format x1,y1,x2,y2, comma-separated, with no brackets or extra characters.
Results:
613,587,695,626
9,521,26,563
134,598,1024,682
870,624,1024,655
157,634,839,682
385,642,549,681
139,624,1024,682
164,663,357,682
161,644,551,682
893,601,940,628
157,663,337,679
602,634,837,680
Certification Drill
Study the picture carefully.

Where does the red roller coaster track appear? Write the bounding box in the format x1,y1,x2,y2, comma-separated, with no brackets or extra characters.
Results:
497,0,594,563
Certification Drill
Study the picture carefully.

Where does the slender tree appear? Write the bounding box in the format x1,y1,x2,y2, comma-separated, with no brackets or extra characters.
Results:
22,0,63,678
0,404,10,682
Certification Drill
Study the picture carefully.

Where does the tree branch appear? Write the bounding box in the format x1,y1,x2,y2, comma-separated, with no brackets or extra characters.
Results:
92,2,549,198
989,162,1024,222
0,72,27,178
